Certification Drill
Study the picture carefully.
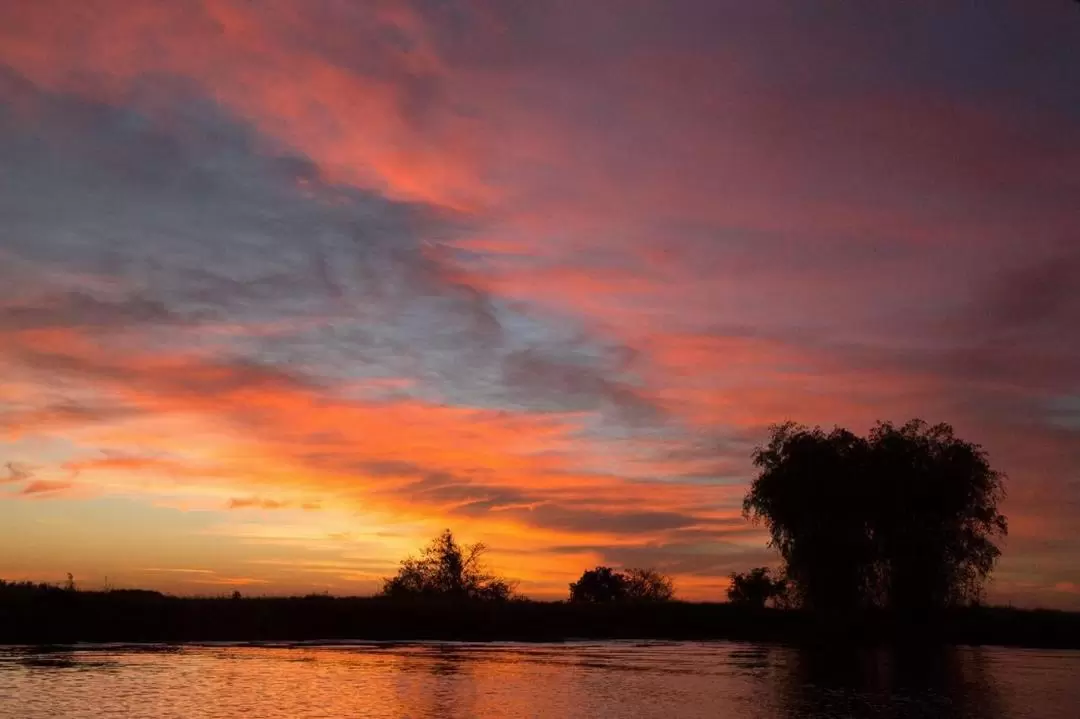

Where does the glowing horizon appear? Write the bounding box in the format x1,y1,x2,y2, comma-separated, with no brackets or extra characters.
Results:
1,0,1078,606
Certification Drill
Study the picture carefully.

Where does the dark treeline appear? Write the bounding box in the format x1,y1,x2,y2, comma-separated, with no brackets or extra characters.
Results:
2,580,1080,648
3,419,1074,648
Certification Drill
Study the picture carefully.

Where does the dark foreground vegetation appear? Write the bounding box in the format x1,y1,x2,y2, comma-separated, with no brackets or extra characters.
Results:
2,581,1079,649
3,419,1069,650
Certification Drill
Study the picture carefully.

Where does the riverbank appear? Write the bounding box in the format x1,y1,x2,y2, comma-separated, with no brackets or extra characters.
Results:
2,583,1079,648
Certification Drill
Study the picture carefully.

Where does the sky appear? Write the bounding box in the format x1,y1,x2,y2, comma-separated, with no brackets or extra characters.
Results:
0,0,1078,606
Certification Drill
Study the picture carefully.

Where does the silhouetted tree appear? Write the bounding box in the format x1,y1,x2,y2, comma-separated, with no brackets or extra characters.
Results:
743,420,1007,614
864,421,1008,610
743,423,873,614
727,567,787,608
569,566,675,602
624,568,675,601
381,530,515,600
569,566,626,602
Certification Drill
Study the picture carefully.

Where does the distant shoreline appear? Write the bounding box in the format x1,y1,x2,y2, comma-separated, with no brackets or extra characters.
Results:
2,586,1079,650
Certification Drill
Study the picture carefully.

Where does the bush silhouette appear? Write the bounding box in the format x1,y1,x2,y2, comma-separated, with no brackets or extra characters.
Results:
624,568,675,601
743,420,1007,614
569,566,626,602
569,566,674,602
727,567,786,608
380,529,515,600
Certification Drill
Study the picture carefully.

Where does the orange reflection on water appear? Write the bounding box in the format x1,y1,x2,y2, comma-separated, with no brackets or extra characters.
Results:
4,642,1080,719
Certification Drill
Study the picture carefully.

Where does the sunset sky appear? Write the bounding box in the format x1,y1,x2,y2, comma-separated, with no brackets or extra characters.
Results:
1,1,1078,606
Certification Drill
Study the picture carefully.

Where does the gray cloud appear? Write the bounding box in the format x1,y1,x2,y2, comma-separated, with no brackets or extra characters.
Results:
523,505,701,534
549,540,774,577
501,348,661,423
0,67,492,360
3,462,33,484
320,457,734,539
887,245,1080,397
0,292,186,332
0,66,670,433
984,251,1080,334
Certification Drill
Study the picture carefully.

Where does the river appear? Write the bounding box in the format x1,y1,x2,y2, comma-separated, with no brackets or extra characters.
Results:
2,641,1078,718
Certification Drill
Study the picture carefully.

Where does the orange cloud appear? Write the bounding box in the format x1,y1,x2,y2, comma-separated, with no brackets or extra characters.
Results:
0,0,492,210
0,316,747,591
226,497,321,511
20,480,75,496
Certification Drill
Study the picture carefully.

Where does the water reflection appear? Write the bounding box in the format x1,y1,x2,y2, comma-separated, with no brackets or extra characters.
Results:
0,641,1075,719
15,654,80,670
728,644,771,670
428,645,468,676
0,647,120,673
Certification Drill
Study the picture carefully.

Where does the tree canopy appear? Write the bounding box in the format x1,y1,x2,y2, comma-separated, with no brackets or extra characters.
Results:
568,566,675,602
743,420,1007,614
380,530,515,601
727,567,787,608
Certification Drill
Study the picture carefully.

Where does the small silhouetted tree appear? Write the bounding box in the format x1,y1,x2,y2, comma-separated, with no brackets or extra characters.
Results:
381,529,515,600
569,566,627,602
624,568,675,601
727,567,786,608
569,566,675,602
743,420,1007,614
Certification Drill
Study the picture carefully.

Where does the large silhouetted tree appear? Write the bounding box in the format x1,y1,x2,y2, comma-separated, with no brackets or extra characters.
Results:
743,420,1007,614
381,530,515,600
864,421,1008,610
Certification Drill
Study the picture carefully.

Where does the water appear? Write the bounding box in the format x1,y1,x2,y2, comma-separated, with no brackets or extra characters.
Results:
1,642,1078,718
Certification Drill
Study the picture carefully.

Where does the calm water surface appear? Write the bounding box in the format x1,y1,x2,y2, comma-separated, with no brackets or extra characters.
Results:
1,641,1078,718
